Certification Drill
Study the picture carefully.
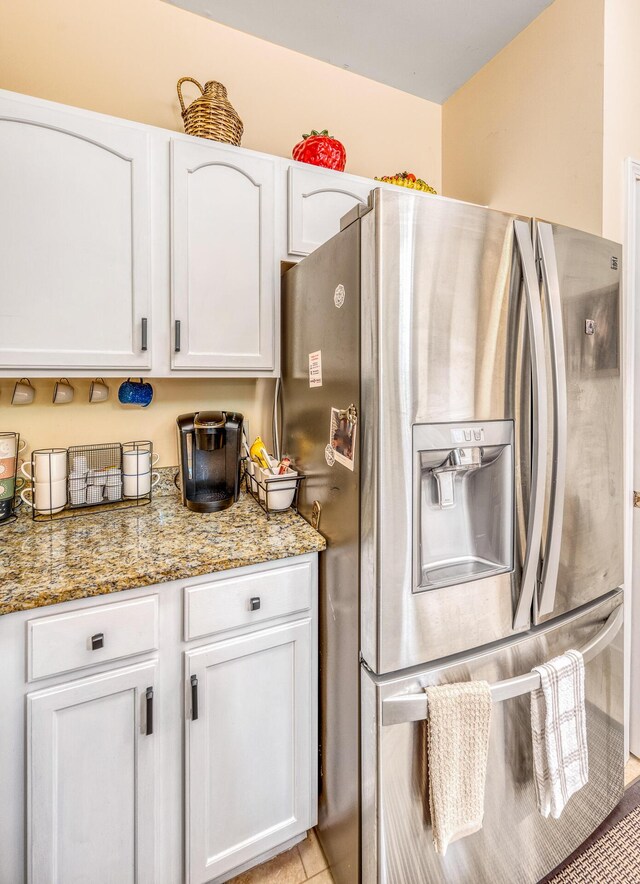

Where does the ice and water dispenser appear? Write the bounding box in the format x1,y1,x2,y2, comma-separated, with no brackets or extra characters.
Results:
413,421,514,591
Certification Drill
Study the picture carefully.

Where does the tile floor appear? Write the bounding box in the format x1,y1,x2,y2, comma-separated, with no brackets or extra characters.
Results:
236,757,640,882
229,829,333,884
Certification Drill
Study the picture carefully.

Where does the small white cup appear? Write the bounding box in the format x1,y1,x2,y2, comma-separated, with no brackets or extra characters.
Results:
21,449,67,483
104,467,122,487
86,485,104,505
53,378,74,404
87,469,107,487
89,378,110,403
123,471,159,498
21,479,67,514
12,379,35,406
122,450,159,475
105,484,121,501
69,485,87,506
72,454,88,474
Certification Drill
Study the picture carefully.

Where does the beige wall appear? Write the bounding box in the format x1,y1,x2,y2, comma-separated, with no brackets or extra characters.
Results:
0,0,441,185
0,0,441,464
442,0,605,235
602,0,640,243
1,378,272,467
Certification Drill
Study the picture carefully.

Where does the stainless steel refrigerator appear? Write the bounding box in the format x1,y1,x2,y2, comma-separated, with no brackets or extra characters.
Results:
279,188,624,884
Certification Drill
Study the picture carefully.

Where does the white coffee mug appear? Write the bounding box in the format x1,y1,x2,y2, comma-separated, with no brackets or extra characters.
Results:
21,479,67,514
122,450,160,475
21,449,67,483
123,471,159,498
12,379,35,406
53,378,74,404
89,378,110,403
86,485,104,505
0,436,26,458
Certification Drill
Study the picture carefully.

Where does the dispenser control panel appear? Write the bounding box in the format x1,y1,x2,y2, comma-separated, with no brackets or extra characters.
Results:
451,427,485,444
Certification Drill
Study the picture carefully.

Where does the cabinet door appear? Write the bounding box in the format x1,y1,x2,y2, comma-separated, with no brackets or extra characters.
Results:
0,95,152,370
171,139,276,371
186,619,312,883
27,660,157,884
288,164,372,256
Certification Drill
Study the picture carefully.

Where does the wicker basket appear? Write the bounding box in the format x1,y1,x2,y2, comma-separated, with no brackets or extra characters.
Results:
177,77,243,146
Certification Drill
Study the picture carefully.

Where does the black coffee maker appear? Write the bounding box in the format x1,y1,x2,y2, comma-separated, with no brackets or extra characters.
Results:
177,411,243,512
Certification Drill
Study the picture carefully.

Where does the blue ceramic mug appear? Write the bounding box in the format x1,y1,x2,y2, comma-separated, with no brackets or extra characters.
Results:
118,378,154,408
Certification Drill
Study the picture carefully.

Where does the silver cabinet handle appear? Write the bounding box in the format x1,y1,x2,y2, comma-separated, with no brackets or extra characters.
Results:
513,220,548,630
381,604,622,726
141,317,148,352
175,320,181,353
536,222,567,618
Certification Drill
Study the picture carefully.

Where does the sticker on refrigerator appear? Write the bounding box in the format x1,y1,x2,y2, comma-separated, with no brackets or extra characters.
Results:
308,350,323,388
329,406,357,472
334,284,346,308
324,444,336,467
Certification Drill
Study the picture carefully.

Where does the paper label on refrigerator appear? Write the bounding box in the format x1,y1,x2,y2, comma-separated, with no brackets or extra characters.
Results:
308,351,323,388
324,444,335,467
334,284,346,308
329,406,357,471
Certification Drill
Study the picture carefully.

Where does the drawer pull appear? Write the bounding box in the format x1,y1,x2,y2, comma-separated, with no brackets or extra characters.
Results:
191,674,199,721
249,597,261,611
146,686,154,736
90,633,104,651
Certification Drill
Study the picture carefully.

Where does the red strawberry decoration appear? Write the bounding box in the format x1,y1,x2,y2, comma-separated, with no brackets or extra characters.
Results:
292,129,346,172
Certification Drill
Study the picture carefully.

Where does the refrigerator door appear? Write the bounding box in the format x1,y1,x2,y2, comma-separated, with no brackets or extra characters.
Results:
361,590,623,884
362,189,544,674
282,220,362,884
533,221,622,624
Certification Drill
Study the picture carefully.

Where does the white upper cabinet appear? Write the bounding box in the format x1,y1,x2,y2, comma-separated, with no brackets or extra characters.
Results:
0,95,152,370
171,139,276,372
288,163,373,256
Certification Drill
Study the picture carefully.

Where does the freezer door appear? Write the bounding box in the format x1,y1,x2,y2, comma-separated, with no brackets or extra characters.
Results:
534,221,622,624
362,190,540,673
362,591,623,884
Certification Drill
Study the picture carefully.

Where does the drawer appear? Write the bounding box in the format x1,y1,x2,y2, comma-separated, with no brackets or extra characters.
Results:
184,561,312,641
28,595,159,681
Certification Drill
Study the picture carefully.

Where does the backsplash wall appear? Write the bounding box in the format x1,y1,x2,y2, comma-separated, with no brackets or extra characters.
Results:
1,378,275,467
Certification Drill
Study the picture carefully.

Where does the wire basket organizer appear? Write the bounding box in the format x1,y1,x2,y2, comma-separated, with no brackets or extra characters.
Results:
25,440,156,522
244,458,305,519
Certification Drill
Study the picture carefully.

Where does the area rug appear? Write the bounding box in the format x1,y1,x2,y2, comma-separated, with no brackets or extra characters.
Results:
540,779,640,882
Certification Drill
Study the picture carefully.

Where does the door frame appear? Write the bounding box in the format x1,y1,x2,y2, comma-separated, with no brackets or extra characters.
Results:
625,158,640,757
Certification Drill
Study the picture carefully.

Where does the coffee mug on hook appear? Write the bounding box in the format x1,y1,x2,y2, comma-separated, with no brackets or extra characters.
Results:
118,378,154,407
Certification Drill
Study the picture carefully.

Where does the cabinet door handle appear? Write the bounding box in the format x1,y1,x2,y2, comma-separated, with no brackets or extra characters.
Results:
141,317,148,352
249,597,261,611
90,632,104,650
146,686,154,736
191,674,198,721
175,320,181,353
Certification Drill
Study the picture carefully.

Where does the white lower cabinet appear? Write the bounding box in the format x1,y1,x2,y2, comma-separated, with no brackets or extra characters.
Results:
0,553,318,884
185,619,313,884
27,660,158,884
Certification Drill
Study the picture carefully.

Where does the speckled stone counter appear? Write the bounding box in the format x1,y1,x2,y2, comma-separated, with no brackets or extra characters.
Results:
0,491,325,616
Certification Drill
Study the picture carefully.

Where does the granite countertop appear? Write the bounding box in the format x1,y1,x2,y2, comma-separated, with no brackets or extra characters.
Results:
0,485,325,616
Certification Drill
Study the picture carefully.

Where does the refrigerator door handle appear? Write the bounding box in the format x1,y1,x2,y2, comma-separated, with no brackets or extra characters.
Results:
536,222,567,617
272,376,282,463
381,604,622,726
513,219,548,629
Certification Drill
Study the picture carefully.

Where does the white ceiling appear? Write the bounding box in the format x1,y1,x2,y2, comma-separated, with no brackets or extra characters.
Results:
164,0,554,103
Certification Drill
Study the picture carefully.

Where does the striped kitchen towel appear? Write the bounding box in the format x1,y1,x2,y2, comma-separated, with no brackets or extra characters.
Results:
531,649,588,819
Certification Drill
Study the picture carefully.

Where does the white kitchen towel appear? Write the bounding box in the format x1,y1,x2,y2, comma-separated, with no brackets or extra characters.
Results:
425,681,492,856
530,649,588,819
